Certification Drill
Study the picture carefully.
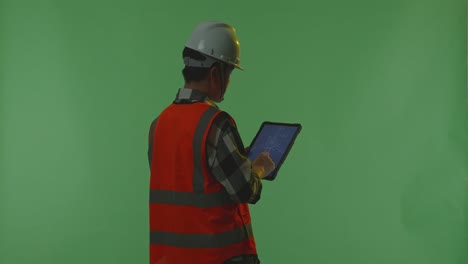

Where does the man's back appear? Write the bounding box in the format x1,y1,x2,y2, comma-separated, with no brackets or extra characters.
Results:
148,101,257,264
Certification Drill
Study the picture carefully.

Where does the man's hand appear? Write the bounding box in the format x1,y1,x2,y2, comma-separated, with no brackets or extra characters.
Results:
252,152,276,178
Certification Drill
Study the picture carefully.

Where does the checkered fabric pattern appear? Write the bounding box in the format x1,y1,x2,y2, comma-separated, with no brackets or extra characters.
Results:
174,88,263,204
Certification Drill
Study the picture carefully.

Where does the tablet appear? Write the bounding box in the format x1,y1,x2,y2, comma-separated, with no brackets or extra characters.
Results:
247,122,302,180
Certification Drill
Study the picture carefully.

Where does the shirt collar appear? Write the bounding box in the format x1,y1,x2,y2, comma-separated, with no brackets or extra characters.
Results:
174,88,219,109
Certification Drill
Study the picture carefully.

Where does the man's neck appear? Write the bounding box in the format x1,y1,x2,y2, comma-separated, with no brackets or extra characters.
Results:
184,81,209,95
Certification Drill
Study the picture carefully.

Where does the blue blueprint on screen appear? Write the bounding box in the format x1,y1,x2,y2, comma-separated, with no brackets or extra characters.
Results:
247,124,299,177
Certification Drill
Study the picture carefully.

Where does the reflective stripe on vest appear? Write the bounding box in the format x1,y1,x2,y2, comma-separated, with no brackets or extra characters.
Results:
149,189,231,208
192,106,218,192
150,222,253,248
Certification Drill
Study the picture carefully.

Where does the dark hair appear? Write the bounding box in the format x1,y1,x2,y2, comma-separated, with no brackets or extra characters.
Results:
181,47,225,82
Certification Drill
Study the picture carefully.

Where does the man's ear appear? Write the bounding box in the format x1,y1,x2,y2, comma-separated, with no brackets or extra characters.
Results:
212,64,220,77
209,64,220,83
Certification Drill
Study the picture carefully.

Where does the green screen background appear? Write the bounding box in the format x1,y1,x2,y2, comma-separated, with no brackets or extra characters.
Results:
1,0,467,263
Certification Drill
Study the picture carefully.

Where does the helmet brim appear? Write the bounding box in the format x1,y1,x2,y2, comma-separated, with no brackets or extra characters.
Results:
233,64,244,71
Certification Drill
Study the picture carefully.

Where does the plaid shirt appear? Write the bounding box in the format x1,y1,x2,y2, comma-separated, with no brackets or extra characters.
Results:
171,88,263,204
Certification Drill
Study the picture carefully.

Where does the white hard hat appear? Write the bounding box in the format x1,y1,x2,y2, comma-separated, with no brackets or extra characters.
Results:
184,21,244,71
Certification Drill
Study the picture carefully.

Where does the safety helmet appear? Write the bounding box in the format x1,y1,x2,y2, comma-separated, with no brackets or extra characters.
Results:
184,21,244,71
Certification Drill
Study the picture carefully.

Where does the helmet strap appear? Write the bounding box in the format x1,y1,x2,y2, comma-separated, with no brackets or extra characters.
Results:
183,56,218,68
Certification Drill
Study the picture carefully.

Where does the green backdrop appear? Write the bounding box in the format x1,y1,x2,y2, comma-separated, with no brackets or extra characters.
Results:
1,0,467,263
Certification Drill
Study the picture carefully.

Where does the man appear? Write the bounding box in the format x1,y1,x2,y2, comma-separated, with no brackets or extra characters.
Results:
148,21,276,264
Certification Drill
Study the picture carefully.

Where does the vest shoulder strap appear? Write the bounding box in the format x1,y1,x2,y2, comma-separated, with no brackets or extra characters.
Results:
148,117,158,169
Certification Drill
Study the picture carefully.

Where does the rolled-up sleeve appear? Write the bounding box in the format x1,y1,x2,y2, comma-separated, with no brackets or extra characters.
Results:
206,113,263,204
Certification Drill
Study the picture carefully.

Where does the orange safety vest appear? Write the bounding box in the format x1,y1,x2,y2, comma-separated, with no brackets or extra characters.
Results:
148,102,257,264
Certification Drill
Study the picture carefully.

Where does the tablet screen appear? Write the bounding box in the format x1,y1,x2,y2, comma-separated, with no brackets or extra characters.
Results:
247,122,301,180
